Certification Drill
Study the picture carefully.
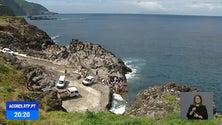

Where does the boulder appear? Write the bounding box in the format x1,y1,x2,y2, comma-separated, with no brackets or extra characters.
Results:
23,66,57,91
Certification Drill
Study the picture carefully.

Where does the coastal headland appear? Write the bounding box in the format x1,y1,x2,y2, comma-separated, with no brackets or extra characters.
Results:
1,16,222,125
0,16,131,113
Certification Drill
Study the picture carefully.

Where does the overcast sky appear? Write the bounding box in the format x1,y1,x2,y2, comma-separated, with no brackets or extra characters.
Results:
26,0,222,16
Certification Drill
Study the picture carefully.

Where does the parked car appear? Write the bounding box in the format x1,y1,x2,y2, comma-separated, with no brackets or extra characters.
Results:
41,86,57,92
57,87,80,99
56,75,66,88
82,76,95,85
0,48,14,55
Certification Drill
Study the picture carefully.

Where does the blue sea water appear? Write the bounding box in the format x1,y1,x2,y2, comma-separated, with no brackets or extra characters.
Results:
26,14,222,112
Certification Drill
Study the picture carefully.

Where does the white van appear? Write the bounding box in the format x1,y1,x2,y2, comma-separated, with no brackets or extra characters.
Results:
67,87,80,97
57,87,80,99
56,75,66,88
82,76,95,85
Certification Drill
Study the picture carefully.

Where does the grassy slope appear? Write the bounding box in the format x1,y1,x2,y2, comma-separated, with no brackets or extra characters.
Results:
0,54,27,124
4,111,222,125
0,16,25,26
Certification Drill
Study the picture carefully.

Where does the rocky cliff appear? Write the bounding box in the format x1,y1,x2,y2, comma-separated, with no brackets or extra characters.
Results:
0,17,54,52
0,16,131,83
126,82,200,120
42,39,132,80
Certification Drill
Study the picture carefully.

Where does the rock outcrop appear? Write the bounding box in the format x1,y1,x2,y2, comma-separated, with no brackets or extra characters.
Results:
0,53,63,112
23,66,57,91
0,16,131,83
0,17,54,52
126,82,200,120
23,39,131,81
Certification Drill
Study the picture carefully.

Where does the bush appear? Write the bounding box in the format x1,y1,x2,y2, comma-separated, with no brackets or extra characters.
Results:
0,65,9,73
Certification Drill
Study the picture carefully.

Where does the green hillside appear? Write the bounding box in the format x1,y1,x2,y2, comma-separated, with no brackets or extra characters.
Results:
0,0,51,16
0,5,15,16
2,111,222,125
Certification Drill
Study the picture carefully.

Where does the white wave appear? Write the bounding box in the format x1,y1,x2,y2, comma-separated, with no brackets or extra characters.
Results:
125,69,137,80
124,57,146,80
51,35,60,40
59,18,70,21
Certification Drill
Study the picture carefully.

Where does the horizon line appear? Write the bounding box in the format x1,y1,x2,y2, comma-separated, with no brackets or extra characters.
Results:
50,12,222,18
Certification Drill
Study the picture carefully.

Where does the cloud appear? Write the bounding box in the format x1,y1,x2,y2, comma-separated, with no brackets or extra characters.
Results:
190,3,215,10
189,1,222,10
134,0,179,14
136,1,163,10
26,0,222,16
190,3,222,10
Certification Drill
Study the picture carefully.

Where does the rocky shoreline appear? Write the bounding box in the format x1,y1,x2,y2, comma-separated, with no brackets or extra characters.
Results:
125,82,199,120
0,17,131,82
0,16,131,112
1,16,221,120
125,82,222,120
0,16,131,83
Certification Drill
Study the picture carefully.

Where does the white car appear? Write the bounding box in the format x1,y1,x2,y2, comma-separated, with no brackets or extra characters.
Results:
67,87,80,97
0,48,14,54
57,87,80,99
82,76,95,85
41,86,57,92
56,75,66,88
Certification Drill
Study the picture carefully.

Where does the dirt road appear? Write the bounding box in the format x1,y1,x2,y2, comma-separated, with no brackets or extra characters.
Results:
16,54,109,113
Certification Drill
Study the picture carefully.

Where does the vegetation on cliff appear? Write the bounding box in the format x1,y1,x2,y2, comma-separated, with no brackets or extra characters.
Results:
0,53,63,124
0,5,15,16
0,0,52,16
0,16,26,26
0,16,54,52
1,111,221,125
0,53,27,123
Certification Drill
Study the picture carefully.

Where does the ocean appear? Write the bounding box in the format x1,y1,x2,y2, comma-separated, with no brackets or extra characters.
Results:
26,14,222,112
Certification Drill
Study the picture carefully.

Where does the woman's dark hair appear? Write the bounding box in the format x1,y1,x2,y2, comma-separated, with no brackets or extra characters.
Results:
193,95,202,105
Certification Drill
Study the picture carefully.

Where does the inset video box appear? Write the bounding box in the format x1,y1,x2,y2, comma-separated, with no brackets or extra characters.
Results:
6,102,39,120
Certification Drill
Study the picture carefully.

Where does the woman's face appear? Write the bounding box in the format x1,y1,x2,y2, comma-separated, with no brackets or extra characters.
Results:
195,96,201,104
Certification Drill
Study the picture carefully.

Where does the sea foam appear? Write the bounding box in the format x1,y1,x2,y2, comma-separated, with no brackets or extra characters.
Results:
124,57,146,80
